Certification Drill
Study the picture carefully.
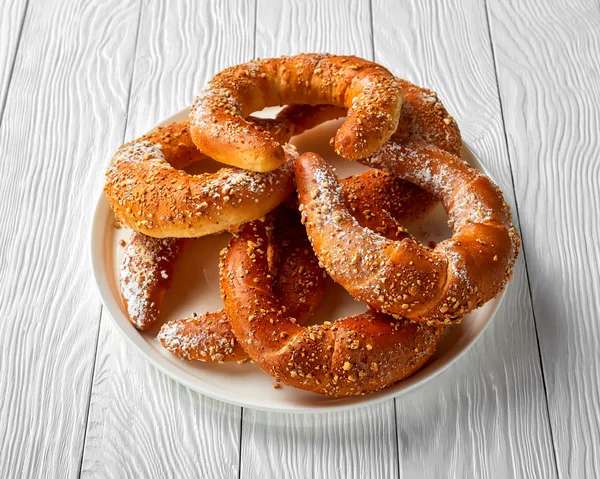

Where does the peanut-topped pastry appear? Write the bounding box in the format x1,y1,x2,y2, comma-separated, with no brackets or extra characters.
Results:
104,121,298,238
296,79,520,325
104,103,345,238
296,150,519,325
157,205,326,362
190,53,402,171
120,233,191,330
220,217,443,396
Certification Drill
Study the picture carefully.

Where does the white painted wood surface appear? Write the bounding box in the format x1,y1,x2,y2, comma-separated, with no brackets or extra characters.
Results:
0,0,139,476
0,0,598,477
80,1,254,477
487,1,600,477
0,0,27,120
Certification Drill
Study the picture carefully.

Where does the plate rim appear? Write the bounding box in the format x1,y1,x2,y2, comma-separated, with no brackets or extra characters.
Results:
90,107,506,413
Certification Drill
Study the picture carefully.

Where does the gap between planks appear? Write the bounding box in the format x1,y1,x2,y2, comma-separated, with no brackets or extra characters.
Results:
482,1,560,476
75,0,145,477
0,0,30,128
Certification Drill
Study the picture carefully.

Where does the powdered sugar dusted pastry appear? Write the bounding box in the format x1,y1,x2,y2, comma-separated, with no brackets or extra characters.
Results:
190,53,402,171
295,79,518,325
105,121,299,238
220,218,443,396
296,148,519,325
157,205,325,362
120,233,190,330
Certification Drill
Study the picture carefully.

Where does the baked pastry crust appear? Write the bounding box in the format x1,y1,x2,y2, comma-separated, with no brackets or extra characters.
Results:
295,79,519,324
104,121,298,238
157,205,325,362
190,53,402,171
220,218,443,396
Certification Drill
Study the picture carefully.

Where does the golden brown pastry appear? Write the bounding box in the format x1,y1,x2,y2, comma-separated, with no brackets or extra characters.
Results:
295,78,517,324
120,234,191,330
104,121,299,238
157,206,325,362
189,53,402,171
220,218,443,396
296,147,519,325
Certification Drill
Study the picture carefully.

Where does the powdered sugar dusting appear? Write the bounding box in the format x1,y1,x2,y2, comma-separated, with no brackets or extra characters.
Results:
299,78,519,325
158,314,237,362
120,232,186,329
189,53,402,165
105,129,297,237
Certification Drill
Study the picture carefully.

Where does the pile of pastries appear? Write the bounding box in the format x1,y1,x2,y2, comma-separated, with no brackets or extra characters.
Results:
104,53,520,397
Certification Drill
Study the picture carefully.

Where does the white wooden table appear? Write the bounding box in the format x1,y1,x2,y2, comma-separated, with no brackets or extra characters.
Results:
1,0,598,477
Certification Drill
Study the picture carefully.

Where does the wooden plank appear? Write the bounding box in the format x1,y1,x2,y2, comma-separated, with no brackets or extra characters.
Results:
0,0,140,477
241,2,399,479
487,0,600,476
242,404,399,479
371,0,558,476
255,0,372,57
0,0,28,120
80,1,255,476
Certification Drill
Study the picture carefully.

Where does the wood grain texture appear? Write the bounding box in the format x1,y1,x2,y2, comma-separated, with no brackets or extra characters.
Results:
81,324,240,479
80,1,256,477
487,0,600,476
0,0,28,120
0,0,140,477
372,0,558,477
255,0,372,57
242,404,398,479
241,2,399,479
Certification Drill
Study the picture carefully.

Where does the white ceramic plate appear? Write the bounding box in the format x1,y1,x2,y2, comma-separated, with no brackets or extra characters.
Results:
91,108,504,413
